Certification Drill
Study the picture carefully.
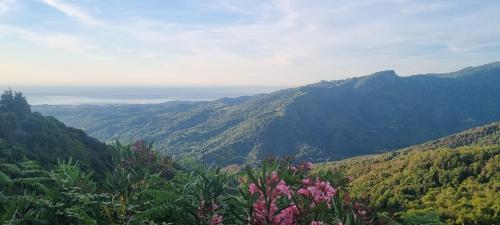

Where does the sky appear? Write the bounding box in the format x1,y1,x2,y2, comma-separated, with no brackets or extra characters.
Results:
0,0,500,86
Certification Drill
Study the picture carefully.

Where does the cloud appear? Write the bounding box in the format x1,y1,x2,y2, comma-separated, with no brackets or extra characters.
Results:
95,0,500,79
1,0,500,85
39,0,100,26
0,25,95,53
0,0,16,14
398,0,453,15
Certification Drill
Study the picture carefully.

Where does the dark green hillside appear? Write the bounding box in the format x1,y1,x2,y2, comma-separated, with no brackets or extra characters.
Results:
317,122,500,224
412,122,500,149
0,90,110,172
35,62,500,164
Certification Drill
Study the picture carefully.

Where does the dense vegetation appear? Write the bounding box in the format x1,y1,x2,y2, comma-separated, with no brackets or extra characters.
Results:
0,90,110,172
1,90,499,224
0,91,388,224
317,122,500,224
35,62,500,164
1,139,388,224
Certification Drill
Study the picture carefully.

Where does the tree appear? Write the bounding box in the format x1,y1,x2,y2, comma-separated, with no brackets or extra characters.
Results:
0,89,31,116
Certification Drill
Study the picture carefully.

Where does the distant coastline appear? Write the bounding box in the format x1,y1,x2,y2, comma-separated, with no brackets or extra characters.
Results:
0,86,285,105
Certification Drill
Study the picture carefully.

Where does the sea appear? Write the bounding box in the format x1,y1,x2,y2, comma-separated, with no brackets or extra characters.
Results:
0,86,284,105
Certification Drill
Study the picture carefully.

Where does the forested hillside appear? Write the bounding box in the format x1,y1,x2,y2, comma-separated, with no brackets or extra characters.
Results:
35,62,500,165
1,89,498,224
0,94,382,224
0,90,110,172
317,122,500,224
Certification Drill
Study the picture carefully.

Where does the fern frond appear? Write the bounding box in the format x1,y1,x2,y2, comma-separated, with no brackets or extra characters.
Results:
17,169,50,178
0,163,20,175
0,170,12,185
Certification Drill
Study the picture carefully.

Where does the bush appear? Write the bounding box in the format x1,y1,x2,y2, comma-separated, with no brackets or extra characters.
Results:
1,143,384,225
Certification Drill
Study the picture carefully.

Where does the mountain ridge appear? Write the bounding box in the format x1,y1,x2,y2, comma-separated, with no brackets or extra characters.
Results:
34,62,500,164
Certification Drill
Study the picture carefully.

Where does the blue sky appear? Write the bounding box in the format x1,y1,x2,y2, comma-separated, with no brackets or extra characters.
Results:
0,0,499,86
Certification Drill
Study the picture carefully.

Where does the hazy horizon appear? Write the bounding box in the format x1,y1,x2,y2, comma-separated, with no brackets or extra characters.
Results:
2,85,284,105
3,59,500,105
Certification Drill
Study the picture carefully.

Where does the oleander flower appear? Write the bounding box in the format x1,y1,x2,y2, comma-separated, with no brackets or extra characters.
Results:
274,204,299,225
297,177,336,207
277,180,292,199
210,214,223,225
248,171,295,224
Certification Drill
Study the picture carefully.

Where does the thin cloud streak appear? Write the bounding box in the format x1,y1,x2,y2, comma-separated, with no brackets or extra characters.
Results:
39,0,101,26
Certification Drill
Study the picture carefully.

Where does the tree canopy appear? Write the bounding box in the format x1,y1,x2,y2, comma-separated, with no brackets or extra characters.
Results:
0,89,31,116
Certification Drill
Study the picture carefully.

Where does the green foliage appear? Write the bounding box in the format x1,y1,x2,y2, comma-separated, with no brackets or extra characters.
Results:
53,158,96,193
0,90,111,174
222,158,384,225
0,89,31,116
0,140,179,225
101,141,177,224
0,149,380,224
1,87,499,224
174,166,233,224
0,161,52,224
1,126,497,224
318,124,500,225
399,209,445,225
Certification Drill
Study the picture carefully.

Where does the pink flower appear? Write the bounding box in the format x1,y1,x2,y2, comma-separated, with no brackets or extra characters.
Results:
210,214,223,225
297,177,337,207
248,171,296,224
274,204,299,225
302,178,313,186
251,198,278,224
277,180,292,199
297,188,308,195
311,221,324,225
249,183,258,194
248,171,292,199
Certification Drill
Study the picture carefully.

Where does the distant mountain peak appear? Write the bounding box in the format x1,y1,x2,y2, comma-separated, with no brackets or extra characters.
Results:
473,61,500,69
354,70,399,89
430,61,500,78
368,70,398,77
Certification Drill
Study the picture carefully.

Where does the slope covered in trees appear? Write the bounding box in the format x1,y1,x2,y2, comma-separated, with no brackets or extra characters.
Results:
0,94,382,224
35,62,500,165
1,90,498,224
317,122,500,224
0,90,110,172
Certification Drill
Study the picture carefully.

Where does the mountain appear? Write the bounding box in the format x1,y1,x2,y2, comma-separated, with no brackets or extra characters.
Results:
0,90,110,172
34,62,500,164
317,122,500,224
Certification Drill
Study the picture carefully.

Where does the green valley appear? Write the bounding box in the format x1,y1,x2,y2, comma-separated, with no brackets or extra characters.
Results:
35,62,500,165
